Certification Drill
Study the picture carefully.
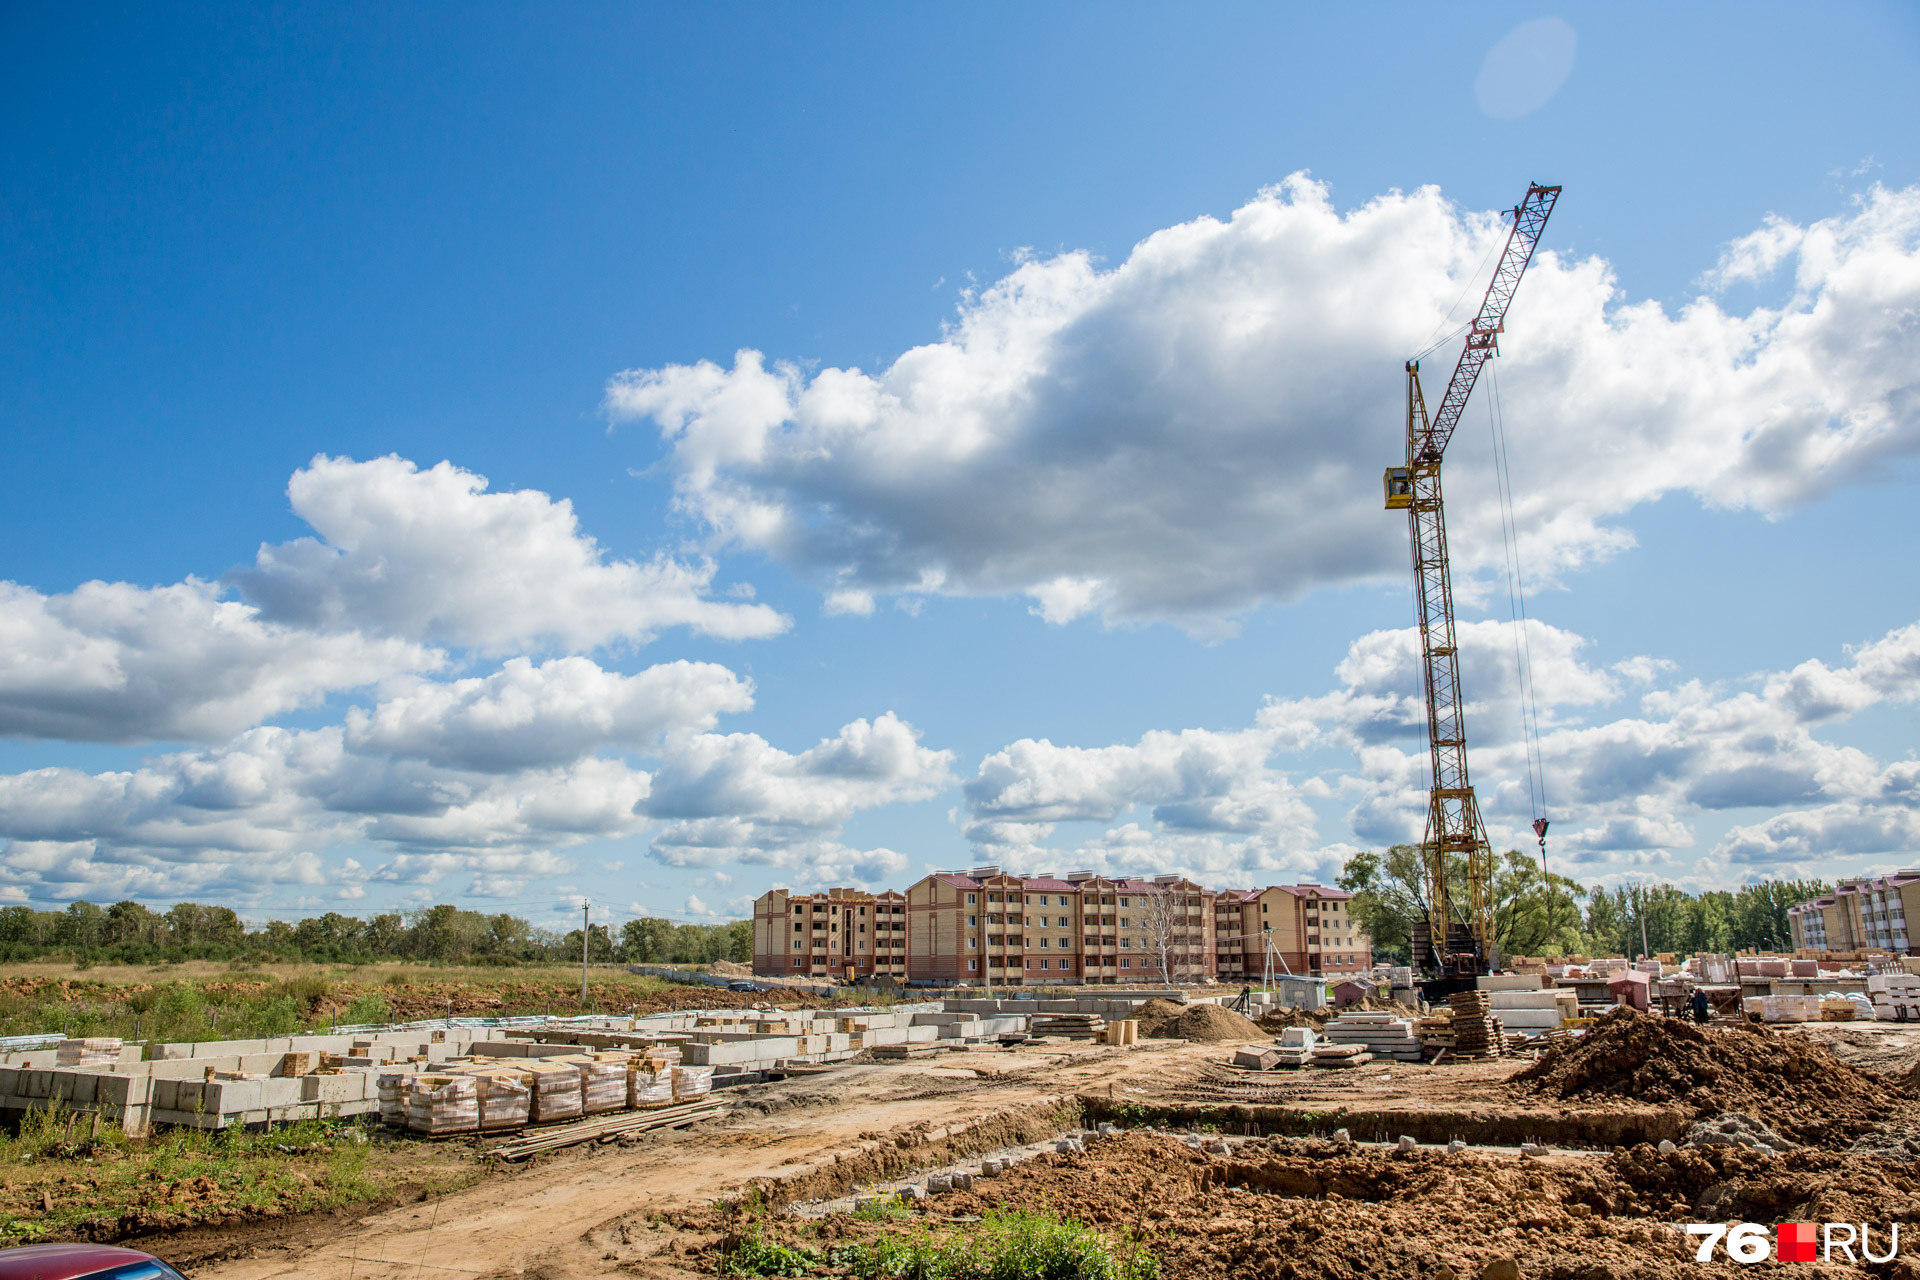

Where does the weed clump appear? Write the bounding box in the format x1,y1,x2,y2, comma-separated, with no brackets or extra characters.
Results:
718,1209,1158,1280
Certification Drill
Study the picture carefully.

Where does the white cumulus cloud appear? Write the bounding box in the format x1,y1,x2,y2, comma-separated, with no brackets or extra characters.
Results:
609,178,1920,632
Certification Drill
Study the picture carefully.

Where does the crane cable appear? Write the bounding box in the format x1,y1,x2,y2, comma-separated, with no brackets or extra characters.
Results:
1485,361,1562,943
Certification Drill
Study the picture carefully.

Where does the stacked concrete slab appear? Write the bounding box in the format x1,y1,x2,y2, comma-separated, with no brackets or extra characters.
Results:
1485,989,1579,1031
1320,1013,1421,1061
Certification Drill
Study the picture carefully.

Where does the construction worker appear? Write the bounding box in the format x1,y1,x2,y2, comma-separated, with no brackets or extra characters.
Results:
1690,987,1710,1024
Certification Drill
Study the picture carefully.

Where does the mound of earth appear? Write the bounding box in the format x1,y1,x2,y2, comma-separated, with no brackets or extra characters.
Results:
1256,1007,1325,1032
1146,1002,1265,1043
718,1132,1920,1280
1513,1007,1885,1146
1130,997,1191,1034
708,959,751,976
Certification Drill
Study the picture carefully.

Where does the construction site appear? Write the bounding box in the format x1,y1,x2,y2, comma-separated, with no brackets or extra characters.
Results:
7,165,1913,1279
12,964,1920,1280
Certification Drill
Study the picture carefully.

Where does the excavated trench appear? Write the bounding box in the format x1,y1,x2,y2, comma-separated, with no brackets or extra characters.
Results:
1076,1095,1693,1148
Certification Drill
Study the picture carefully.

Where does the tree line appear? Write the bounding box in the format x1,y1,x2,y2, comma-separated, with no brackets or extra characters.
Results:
0,900,751,968
1336,845,1826,963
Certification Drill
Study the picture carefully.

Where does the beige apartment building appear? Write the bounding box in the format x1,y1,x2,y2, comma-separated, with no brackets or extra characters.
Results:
1790,869,1920,953
901,868,1215,986
1213,884,1371,980
751,886,908,981
752,871,1377,984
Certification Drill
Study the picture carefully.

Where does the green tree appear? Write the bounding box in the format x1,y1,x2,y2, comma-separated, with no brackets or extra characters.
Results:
1337,846,1430,963
619,917,677,963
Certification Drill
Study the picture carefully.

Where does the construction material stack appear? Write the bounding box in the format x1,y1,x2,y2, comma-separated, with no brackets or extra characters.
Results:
1273,1027,1318,1068
671,1064,713,1102
1446,990,1504,1059
1310,1043,1373,1069
1321,1012,1422,1062
524,1059,585,1123
1870,973,1920,1021
1031,1013,1105,1041
56,1038,123,1068
406,1075,479,1135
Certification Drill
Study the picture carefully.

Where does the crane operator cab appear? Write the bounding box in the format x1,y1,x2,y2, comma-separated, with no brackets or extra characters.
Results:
1383,467,1412,510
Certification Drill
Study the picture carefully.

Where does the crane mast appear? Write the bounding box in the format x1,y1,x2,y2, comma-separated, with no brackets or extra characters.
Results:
1384,182,1559,979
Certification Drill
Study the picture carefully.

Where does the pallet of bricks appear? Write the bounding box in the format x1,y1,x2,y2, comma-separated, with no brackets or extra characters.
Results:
1444,989,1504,1059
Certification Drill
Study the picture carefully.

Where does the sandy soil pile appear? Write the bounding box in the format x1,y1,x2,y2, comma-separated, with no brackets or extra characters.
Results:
733,1133,1920,1280
1145,1002,1265,1043
1129,997,1191,1034
1513,1007,1887,1146
707,959,752,976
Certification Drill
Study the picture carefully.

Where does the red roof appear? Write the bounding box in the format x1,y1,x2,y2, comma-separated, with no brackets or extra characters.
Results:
0,1245,176,1280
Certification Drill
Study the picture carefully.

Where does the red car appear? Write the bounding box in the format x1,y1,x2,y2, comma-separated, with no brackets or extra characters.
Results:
0,1246,186,1280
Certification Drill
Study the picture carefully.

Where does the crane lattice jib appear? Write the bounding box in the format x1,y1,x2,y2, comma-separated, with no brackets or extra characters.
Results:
1415,183,1560,465
1400,180,1559,977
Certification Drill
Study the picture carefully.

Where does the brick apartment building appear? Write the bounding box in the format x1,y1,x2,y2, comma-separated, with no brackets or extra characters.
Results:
1789,869,1920,953
1213,884,1370,980
753,868,1370,985
751,886,908,981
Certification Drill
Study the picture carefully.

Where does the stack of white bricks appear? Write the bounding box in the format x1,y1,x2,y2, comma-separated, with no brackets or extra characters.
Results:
1869,973,1920,1021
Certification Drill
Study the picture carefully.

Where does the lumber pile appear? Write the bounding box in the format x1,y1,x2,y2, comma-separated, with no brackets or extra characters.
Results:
1031,1013,1105,1041
1414,1011,1456,1053
1445,990,1505,1059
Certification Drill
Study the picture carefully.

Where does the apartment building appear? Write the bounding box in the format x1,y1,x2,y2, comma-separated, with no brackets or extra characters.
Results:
751,886,908,980
1790,870,1920,953
752,870,1367,984
1214,884,1371,980
903,868,1215,986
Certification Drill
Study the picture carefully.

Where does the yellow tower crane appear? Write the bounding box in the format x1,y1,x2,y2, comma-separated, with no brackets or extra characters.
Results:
1383,182,1560,980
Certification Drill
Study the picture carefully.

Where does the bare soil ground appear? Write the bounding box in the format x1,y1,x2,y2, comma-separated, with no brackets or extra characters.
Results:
44,1016,1920,1280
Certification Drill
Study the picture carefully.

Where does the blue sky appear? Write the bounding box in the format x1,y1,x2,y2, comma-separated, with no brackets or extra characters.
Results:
3,3,1917,931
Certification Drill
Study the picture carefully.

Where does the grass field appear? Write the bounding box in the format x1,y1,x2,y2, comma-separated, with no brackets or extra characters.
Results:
0,961,842,1044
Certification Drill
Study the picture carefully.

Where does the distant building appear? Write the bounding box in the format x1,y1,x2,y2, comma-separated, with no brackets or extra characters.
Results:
752,869,1371,984
1788,870,1920,953
1213,884,1372,981
752,886,907,981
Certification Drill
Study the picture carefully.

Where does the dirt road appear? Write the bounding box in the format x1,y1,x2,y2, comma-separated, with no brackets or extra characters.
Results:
190,1042,1216,1280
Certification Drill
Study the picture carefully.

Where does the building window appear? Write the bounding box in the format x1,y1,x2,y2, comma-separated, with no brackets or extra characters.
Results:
968,915,977,927
1039,937,1049,948
968,959,977,971
967,893,977,904
1023,959,1030,969
1119,897,1129,907
1121,958,1131,969
967,937,977,949
989,893,1002,903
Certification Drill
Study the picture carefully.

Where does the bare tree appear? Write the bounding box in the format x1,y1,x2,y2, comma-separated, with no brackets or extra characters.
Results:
1139,890,1183,986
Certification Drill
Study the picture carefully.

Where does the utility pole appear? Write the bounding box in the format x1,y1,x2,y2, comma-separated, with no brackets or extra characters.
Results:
581,901,590,1005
